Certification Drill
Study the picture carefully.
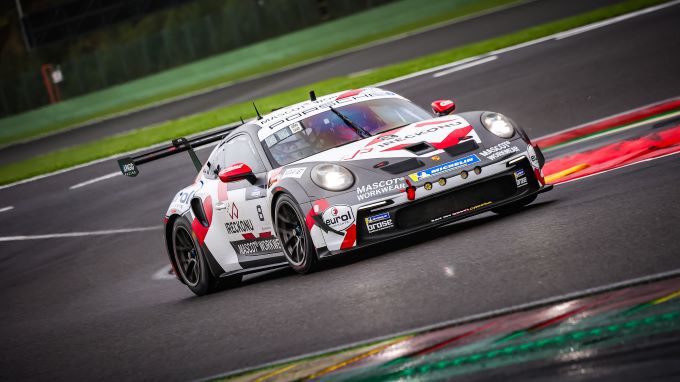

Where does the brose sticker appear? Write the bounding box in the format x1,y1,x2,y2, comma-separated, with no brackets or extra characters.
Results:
514,169,528,187
365,212,394,233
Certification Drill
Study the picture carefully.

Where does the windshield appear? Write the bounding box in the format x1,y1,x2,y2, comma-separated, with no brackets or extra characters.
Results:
263,98,431,166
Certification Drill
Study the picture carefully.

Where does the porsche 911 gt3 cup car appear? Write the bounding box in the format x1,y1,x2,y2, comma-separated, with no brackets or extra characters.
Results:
119,87,552,295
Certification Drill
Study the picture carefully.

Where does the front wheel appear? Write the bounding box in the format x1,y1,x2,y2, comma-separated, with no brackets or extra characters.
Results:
274,194,319,274
171,219,222,296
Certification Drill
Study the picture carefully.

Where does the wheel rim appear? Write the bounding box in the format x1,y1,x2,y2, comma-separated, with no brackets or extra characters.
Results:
275,201,307,267
173,226,201,287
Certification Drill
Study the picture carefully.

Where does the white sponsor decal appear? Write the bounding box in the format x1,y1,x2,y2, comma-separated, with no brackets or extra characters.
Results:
365,212,394,233
366,219,394,233
289,122,303,134
480,141,520,160
282,167,306,179
527,145,540,168
356,178,406,201
235,237,282,255
514,169,528,187
322,205,355,231
224,219,254,234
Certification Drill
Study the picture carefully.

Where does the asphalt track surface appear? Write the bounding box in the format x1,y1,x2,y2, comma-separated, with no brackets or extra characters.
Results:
2,4,680,381
0,0,627,166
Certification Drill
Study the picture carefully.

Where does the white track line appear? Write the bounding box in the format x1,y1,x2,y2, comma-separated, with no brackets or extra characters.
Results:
432,56,498,78
0,206,14,213
376,0,680,86
69,171,120,190
554,0,680,40
374,55,487,87
0,226,161,242
3,0,680,193
66,141,219,190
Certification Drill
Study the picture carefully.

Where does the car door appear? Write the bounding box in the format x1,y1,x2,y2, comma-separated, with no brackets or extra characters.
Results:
211,133,285,269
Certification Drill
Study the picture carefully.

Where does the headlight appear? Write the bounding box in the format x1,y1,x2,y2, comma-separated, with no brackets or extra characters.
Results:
311,164,354,191
481,112,515,139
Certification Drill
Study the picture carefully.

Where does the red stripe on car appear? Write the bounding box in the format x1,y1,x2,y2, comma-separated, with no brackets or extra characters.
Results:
340,224,357,250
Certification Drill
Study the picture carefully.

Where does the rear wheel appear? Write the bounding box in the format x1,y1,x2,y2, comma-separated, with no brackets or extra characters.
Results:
171,219,222,296
491,194,537,215
274,195,319,274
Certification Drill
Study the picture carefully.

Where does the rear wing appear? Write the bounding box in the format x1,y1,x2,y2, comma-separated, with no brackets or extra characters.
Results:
117,122,242,177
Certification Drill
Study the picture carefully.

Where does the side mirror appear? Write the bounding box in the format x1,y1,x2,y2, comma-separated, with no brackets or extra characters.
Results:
431,99,456,116
219,163,256,183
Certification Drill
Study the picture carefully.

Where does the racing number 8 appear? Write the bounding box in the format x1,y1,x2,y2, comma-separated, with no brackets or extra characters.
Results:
256,205,265,221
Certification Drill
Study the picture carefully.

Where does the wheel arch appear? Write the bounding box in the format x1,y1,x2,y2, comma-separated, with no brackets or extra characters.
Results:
269,179,311,223
164,214,184,284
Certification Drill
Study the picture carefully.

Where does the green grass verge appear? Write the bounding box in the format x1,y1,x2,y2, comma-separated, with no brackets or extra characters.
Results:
0,0,518,146
0,0,669,186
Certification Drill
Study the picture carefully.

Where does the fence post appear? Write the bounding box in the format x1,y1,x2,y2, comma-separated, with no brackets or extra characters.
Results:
0,85,9,116
183,24,195,61
205,14,218,54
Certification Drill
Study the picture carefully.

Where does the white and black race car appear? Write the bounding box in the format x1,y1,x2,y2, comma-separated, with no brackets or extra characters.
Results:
119,88,552,295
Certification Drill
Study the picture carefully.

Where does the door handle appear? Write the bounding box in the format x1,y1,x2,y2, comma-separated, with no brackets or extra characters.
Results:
215,202,229,210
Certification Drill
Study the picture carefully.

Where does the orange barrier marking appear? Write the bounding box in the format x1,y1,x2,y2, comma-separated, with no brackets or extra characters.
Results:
651,290,680,305
303,337,410,380
254,363,298,382
544,163,589,183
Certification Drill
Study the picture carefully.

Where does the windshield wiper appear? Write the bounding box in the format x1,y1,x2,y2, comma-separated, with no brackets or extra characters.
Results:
329,107,372,139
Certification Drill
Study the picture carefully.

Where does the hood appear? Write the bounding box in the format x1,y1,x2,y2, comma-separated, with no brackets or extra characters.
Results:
296,115,482,163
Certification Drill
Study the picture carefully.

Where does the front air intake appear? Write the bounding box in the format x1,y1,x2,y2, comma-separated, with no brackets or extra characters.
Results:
381,158,424,174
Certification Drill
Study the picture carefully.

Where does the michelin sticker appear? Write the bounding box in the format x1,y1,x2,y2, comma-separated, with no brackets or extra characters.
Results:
408,154,480,182
479,141,520,160
365,212,394,233
322,205,355,231
356,178,407,201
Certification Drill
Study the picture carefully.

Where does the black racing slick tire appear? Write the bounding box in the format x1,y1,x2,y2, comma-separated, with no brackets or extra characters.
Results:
171,218,221,296
274,194,319,274
491,194,537,215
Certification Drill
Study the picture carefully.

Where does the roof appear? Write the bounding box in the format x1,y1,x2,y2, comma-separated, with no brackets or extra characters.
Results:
254,87,407,141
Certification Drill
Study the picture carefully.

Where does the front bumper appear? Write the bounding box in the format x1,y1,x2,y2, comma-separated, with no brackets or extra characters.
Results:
319,154,551,258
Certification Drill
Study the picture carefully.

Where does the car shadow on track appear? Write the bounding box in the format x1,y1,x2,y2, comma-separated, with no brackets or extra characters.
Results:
178,199,558,300
321,200,557,270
